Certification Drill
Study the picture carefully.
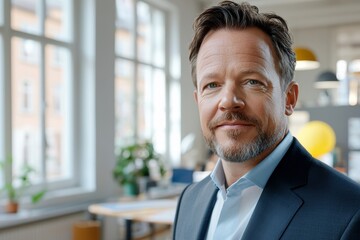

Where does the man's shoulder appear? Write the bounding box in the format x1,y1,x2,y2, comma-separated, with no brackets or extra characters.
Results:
310,158,360,196
179,175,216,201
276,138,360,201
286,152,360,215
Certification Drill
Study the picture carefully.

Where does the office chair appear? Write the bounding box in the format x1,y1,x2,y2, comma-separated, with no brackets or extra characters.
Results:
171,168,194,184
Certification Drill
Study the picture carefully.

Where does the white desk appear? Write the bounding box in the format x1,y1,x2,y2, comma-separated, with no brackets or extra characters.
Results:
88,198,177,239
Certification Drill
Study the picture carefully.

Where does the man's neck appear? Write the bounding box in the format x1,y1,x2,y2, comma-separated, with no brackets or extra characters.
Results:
221,134,287,188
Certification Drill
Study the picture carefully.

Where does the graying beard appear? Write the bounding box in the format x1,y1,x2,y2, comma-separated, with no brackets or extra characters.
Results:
207,129,282,163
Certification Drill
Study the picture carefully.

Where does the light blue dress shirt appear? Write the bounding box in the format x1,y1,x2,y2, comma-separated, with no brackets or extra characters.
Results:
206,133,293,240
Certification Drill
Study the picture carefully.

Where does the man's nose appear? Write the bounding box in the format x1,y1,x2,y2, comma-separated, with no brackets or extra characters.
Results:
218,85,245,111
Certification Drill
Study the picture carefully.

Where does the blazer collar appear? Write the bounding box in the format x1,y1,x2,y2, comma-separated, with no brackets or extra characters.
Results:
242,138,311,240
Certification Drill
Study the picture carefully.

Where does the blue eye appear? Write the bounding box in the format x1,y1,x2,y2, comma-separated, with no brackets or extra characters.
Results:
206,82,218,89
248,79,260,85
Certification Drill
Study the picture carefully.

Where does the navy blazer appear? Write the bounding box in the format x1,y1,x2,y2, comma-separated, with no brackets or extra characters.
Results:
173,138,360,240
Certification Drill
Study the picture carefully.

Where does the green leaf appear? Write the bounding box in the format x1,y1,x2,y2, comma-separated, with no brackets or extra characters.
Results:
31,191,46,204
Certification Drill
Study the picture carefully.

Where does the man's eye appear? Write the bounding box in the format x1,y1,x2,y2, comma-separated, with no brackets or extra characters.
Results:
206,82,218,89
248,79,261,85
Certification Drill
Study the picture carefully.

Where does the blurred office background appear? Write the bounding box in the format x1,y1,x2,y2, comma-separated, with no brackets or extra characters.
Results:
1,0,360,239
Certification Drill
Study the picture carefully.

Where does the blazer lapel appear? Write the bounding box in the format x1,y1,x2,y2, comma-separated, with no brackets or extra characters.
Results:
242,139,311,240
242,182,303,240
174,176,218,240
195,179,218,240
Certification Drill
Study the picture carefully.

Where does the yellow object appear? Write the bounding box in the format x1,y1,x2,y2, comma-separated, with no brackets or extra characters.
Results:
296,121,336,158
294,47,320,70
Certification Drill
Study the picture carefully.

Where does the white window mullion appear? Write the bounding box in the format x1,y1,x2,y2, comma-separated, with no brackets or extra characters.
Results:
165,78,171,162
148,6,155,138
12,30,72,48
39,0,47,183
3,11,13,187
164,10,171,163
133,0,139,139
1,0,13,185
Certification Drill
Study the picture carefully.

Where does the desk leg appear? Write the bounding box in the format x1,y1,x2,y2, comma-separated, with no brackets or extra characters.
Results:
86,211,104,240
149,223,155,240
125,219,133,240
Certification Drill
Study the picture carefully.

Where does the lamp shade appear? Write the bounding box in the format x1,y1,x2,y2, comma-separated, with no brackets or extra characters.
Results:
294,47,320,70
314,70,339,89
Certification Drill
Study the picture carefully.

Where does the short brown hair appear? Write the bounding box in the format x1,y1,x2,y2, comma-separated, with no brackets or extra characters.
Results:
189,1,296,90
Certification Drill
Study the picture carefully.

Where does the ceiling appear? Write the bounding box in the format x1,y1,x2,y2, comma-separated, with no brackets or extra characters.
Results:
197,0,360,29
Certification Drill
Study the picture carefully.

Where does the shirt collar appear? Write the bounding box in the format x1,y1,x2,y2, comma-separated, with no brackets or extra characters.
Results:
211,132,293,191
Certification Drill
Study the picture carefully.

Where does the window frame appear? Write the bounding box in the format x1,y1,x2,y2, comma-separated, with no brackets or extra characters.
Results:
10,0,77,190
0,0,97,209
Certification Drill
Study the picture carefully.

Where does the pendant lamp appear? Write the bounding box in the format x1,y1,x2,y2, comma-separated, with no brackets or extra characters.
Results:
314,71,339,89
294,47,320,71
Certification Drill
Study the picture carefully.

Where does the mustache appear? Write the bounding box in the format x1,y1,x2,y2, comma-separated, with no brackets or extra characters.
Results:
208,112,260,131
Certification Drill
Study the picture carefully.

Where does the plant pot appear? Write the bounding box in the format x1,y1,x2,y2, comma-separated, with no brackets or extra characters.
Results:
5,201,19,214
137,176,150,194
123,182,139,196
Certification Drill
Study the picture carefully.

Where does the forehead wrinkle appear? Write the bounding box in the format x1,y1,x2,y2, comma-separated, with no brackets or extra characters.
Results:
197,51,224,82
198,57,272,86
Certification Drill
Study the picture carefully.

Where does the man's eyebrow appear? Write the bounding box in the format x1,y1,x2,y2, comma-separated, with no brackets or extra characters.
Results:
198,68,267,84
200,72,220,80
198,72,221,86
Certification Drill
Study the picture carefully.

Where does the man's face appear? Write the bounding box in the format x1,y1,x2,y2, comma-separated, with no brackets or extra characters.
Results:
194,28,297,163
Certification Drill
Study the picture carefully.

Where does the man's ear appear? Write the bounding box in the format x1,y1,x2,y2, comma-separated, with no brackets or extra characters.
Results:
285,81,299,116
194,89,198,104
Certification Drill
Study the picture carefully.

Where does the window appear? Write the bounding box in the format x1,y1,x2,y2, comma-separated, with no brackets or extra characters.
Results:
1,0,75,197
0,0,180,212
115,0,180,160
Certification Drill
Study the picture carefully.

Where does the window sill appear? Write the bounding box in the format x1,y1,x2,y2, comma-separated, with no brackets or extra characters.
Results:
0,202,92,229
0,187,109,229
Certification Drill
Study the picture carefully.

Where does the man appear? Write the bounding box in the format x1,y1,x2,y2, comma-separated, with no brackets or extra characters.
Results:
173,1,360,239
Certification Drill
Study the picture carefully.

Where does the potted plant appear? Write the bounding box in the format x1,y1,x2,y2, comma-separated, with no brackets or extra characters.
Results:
0,157,46,213
113,141,166,196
